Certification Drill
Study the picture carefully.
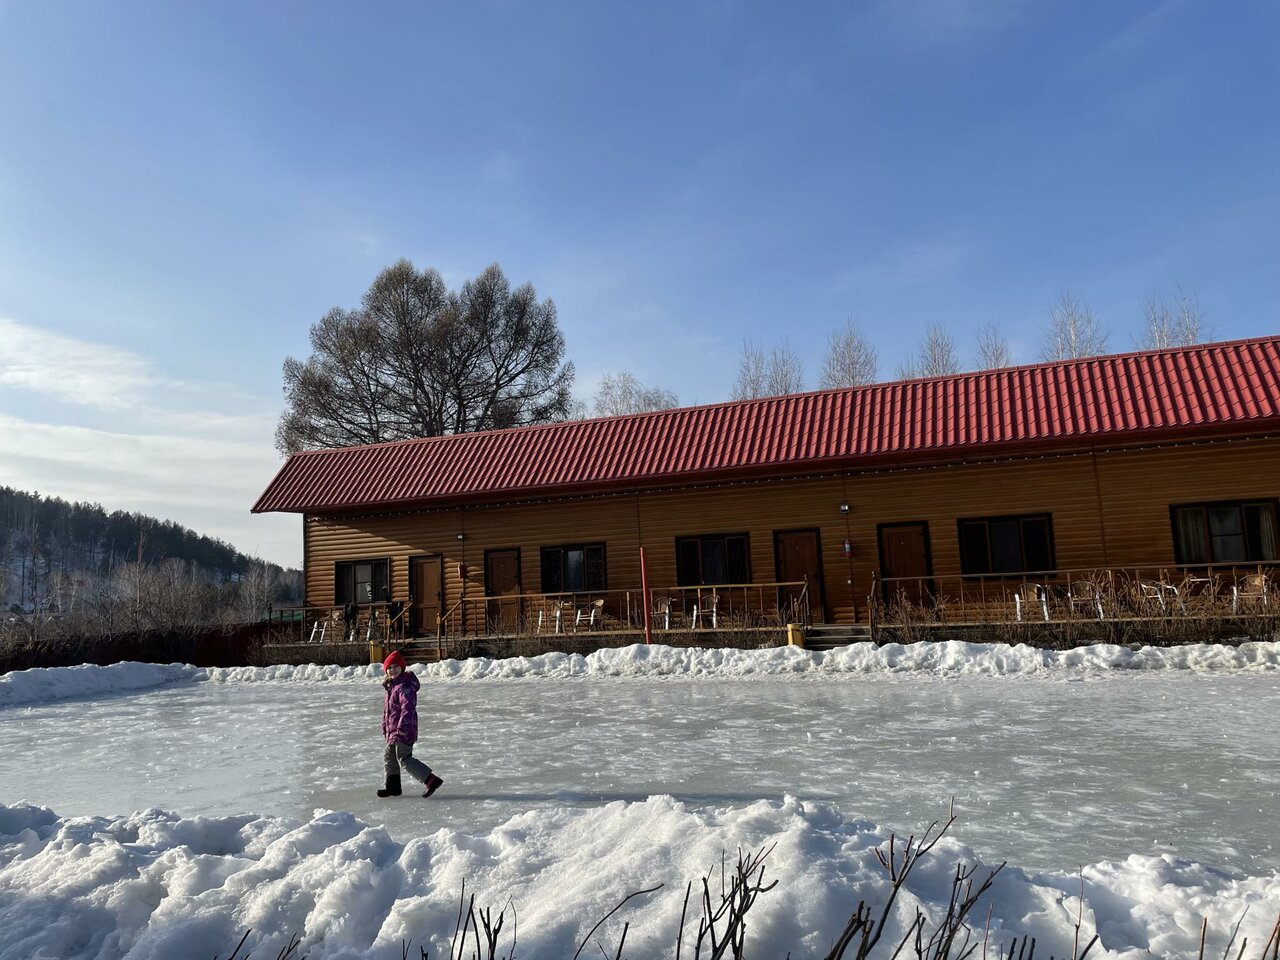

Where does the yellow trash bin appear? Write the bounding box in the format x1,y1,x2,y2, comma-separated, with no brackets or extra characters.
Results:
786,623,805,648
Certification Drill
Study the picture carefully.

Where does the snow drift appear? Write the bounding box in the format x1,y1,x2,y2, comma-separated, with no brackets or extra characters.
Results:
2,797,1278,960
3,640,1279,708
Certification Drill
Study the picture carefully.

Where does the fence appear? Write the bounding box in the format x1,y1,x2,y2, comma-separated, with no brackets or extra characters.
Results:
276,580,811,644
868,561,1277,635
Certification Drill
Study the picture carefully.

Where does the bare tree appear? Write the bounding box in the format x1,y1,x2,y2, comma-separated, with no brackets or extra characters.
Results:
1042,291,1108,361
731,340,769,400
819,320,879,389
975,322,1013,369
731,339,806,399
765,339,806,396
896,324,960,379
592,371,679,417
276,261,575,453
1139,287,1207,349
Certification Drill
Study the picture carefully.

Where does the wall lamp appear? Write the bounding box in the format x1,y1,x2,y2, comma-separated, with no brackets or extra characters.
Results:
455,533,466,541
839,503,850,514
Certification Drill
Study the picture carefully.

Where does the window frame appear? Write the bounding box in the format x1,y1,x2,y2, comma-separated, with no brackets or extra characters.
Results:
539,543,607,594
675,533,752,586
1168,498,1280,566
956,513,1056,578
334,557,391,606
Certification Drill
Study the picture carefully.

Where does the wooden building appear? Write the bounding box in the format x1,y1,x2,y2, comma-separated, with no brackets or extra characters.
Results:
253,337,1280,638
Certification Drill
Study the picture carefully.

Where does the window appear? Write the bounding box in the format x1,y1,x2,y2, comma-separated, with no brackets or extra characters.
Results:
1171,500,1279,565
540,544,607,593
335,558,390,605
957,515,1054,576
676,534,750,586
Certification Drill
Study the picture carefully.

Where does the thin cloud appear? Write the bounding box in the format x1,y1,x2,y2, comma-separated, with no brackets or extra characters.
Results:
0,318,295,565
0,412,298,566
0,318,150,409
858,0,1034,49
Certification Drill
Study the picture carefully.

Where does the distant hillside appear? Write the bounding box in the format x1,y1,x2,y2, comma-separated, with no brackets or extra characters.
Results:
0,486,299,610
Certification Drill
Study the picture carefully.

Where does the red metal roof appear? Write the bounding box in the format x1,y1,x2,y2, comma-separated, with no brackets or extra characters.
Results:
252,336,1280,514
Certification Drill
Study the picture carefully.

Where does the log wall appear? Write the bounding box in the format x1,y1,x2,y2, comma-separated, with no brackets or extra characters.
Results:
300,436,1280,624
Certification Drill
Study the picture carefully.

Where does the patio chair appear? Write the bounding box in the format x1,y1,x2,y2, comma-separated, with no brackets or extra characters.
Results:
1137,579,1183,614
1232,573,1271,614
652,596,673,630
1067,579,1106,620
692,591,719,629
576,598,605,629
1013,583,1049,622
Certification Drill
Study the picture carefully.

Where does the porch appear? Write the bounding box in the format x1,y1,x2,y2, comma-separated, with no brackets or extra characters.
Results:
267,579,813,653
869,560,1277,635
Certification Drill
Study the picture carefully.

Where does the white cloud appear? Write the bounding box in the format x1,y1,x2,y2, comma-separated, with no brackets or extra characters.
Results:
0,318,151,409
0,318,297,566
828,235,976,295
859,0,1034,50
0,413,299,566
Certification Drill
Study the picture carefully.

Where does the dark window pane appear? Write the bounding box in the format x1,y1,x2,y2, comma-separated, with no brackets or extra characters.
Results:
584,545,607,590
335,564,352,605
700,538,726,584
540,548,563,593
958,522,989,575
1208,506,1243,538
1243,504,1278,561
1173,508,1208,564
1021,519,1052,572
726,536,749,584
676,539,701,587
988,520,1022,573
1209,507,1247,562
1212,533,1248,563
564,548,585,591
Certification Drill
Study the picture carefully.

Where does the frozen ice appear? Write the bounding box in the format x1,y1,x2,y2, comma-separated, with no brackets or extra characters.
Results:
1,641,1278,959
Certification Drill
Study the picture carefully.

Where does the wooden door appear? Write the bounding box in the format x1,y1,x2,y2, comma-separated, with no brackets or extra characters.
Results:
485,549,522,633
878,523,934,608
410,556,443,638
775,530,824,623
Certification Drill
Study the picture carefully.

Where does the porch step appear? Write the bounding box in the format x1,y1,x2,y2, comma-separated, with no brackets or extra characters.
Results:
803,624,873,651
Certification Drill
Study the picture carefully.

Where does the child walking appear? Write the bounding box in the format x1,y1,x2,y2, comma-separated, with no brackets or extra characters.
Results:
378,651,445,799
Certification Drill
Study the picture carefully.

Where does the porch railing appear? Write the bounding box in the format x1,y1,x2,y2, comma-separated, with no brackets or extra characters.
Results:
276,580,812,643
441,580,811,636
266,601,413,645
867,561,1278,630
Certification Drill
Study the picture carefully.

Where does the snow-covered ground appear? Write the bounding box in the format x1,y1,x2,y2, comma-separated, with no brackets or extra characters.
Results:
1,641,1279,959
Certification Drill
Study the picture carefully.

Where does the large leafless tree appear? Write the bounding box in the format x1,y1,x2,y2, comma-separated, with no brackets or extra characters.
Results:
276,261,575,453
819,320,879,388
591,371,679,417
731,339,806,400
1041,291,1108,361
1139,287,1207,349
897,323,960,379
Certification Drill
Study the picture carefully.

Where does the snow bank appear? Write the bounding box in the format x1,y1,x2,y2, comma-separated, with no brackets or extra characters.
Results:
0,797,1275,960
0,661,201,709
5,641,1279,708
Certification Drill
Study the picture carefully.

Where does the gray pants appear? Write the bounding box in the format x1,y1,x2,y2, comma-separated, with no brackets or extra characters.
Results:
384,741,433,783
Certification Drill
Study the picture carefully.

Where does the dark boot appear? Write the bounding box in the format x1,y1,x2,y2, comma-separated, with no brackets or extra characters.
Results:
422,773,444,798
377,774,402,798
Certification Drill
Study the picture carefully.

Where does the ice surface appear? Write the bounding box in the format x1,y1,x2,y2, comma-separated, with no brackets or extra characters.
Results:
1,642,1278,959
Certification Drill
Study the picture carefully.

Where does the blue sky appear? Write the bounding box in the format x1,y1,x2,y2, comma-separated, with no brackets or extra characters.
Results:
1,0,1278,566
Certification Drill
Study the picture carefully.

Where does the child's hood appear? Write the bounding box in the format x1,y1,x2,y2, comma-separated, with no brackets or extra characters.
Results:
393,671,420,693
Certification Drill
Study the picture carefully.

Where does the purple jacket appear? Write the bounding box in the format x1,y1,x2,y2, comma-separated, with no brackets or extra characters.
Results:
382,671,420,745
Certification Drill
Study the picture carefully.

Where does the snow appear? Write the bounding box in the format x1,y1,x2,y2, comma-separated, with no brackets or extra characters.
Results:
4,639,1278,707
2,641,1279,958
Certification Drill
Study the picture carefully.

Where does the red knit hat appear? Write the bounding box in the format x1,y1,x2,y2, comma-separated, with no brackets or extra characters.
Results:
382,651,406,672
